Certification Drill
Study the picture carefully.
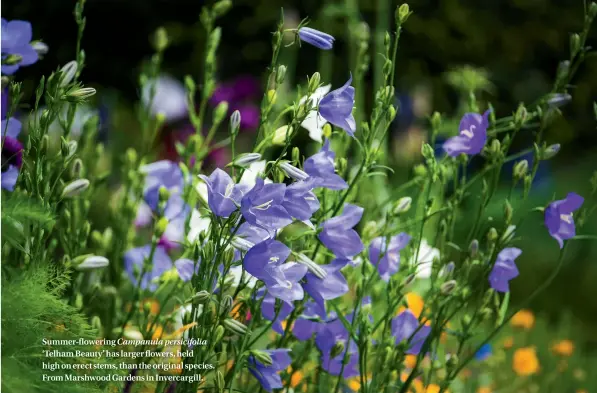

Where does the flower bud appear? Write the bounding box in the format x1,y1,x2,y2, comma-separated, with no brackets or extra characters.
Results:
295,253,327,280
152,27,169,51
213,325,225,345
213,0,232,17
504,200,513,223
233,153,262,167
222,318,249,336
514,103,528,126
75,255,109,271
330,341,345,359
322,123,332,139
276,65,287,84
590,2,597,18
70,158,84,179
308,72,321,93
32,41,49,56
386,105,397,122
547,93,571,108
489,139,501,156
440,280,457,295
392,196,412,214
267,89,277,105
3,54,22,65
59,61,78,87
65,87,96,102
61,179,90,198
431,111,442,131
440,262,455,277
541,144,560,160
570,33,581,58
383,60,393,78
156,217,169,237
513,159,529,180
279,161,309,181
397,4,411,24
250,350,273,367
212,101,229,126
487,227,498,243
384,32,391,48
231,236,255,251
220,295,233,317
190,290,211,304
421,143,435,160
469,239,479,257
158,186,170,203
272,125,293,145
230,110,241,135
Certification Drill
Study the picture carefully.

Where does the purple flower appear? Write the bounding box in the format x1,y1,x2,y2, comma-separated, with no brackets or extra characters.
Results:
199,168,245,218
1,19,38,75
319,204,364,258
124,245,173,291
140,160,185,211
369,233,411,282
488,247,522,293
292,301,329,341
544,192,584,248
298,27,335,50
442,110,491,157
303,139,348,190
141,74,188,122
391,310,431,355
248,349,292,392
266,262,308,303
241,178,293,231
315,317,359,378
282,179,320,222
303,258,350,317
318,75,356,136
258,289,294,334
1,117,23,191
174,258,198,282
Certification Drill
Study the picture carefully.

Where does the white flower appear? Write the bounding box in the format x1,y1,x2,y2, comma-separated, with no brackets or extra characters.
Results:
299,84,331,142
239,160,272,188
187,209,211,243
410,239,440,279
141,74,188,122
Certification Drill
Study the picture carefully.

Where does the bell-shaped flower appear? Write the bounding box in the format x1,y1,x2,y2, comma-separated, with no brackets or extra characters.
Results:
319,204,364,258
391,310,431,355
258,289,294,334
442,110,490,157
369,233,411,282
315,317,359,378
124,245,173,291
303,258,350,317
318,75,356,136
248,349,292,392
303,139,348,190
141,74,188,122
241,178,293,231
174,258,199,282
1,19,38,75
544,192,584,248
299,84,332,142
282,179,320,222
199,168,245,218
488,247,521,293
298,27,335,50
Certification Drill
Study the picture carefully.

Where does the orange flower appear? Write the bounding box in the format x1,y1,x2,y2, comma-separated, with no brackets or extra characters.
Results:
405,354,417,369
477,387,492,393
512,347,540,376
147,323,163,340
425,384,442,393
398,292,425,318
141,298,160,315
510,310,535,330
503,336,514,349
290,370,304,388
348,378,361,392
551,339,574,357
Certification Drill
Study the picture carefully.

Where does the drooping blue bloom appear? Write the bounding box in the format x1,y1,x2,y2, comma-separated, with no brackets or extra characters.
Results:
315,316,359,378
391,310,432,355
248,349,292,392
319,204,364,258
303,258,350,317
258,289,294,334
297,27,335,50
1,19,38,75
303,139,348,190
318,75,356,136
442,110,491,157
1,117,23,191
488,247,522,293
241,178,293,231
199,168,245,218
292,301,332,341
544,192,584,249
266,262,308,303
124,245,173,291
282,179,320,222
174,258,198,282
369,233,411,282
475,344,492,361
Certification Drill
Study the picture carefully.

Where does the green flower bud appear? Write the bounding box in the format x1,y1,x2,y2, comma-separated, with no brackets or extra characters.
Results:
234,153,262,167
489,139,501,156
386,105,397,122
125,148,137,166
190,290,211,304
421,143,435,160
322,123,332,139
276,65,287,85
267,89,277,105
75,255,109,271
213,101,229,125
222,318,249,336
158,186,170,203
292,147,300,164
59,61,78,87
272,125,292,145
220,295,234,317
213,0,232,17
330,341,345,359
70,158,84,179
64,87,96,102
230,110,241,136
504,200,513,223
156,217,169,237
413,164,428,177
513,159,529,180
469,239,479,257
440,280,457,295
213,325,225,345
383,60,393,78
397,4,411,24
295,253,327,280
541,144,560,160
250,350,274,367
40,134,49,155
570,33,581,58
487,227,498,243
308,72,321,93
393,196,412,214
514,103,528,126
152,27,169,52
184,75,196,93
590,2,597,19
215,370,225,393
61,179,90,198
3,54,22,65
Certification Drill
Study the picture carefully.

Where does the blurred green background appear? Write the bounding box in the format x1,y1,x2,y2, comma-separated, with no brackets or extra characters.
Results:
4,0,597,347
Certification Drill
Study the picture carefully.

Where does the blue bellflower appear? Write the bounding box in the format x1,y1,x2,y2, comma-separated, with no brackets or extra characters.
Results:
319,204,364,258
369,233,411,282
303,258,350,317
124,245,173,291
303,139,348,190
241,178,292,231
174,258,199,282
319,75,356,137
392,310,431,355
292,301,332,341
298,27,335,50
544,192,584,249
199,168,245,218
1,19,38,75
258,289,294,334
442,110,491,157
140,160,185,211
315,317,359,378
282,179,320,222
488,247,521,293
1,117,23,191
248,349,292,392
